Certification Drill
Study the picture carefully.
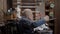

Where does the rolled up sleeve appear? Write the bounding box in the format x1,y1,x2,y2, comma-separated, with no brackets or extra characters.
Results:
33,19,46,28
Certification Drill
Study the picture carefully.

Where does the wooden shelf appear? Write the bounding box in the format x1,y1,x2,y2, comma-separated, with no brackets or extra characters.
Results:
45,10,50,12
21,3,36,6
48,23,54,26
49,18,56,20
21,3,37,5
20,6,38,8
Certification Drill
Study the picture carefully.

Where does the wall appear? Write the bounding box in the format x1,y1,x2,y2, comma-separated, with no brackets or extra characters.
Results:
54,0,60,34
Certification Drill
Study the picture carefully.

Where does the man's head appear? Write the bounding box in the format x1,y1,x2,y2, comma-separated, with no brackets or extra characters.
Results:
35,11,41,20
22,9,33,20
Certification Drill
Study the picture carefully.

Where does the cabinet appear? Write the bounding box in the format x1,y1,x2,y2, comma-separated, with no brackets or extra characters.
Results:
45,0,55,34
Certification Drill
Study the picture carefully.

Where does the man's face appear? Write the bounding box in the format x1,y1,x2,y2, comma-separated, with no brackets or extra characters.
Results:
35,13,41,20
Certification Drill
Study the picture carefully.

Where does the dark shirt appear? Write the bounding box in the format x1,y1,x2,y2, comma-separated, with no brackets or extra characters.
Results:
17,17,46,34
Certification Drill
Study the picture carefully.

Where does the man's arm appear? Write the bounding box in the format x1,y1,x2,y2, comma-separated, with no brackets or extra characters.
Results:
32,19,46,28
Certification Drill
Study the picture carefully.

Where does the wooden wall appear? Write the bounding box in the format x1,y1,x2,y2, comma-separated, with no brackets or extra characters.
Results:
54,0,60,34
0,0,7,23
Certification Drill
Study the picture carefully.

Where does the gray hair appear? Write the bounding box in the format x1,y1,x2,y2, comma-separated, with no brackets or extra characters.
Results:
22,9,33,20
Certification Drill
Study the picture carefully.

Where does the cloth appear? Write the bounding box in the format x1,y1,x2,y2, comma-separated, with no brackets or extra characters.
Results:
34,24,49,31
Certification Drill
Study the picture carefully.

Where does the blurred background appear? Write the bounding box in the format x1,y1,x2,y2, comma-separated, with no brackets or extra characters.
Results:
0,0,60,34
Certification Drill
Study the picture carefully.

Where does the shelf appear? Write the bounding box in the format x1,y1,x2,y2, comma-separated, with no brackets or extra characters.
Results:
20,6,38,8
21,3,38,5
45,10,50,12
48,23,54,26
49,18,56,20
21,3,37,5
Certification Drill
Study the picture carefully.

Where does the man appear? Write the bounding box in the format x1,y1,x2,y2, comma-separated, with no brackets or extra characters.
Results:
16,6,21,19
17,9,47,34
35,11,41,21
17,9,34,34
34,11,49,31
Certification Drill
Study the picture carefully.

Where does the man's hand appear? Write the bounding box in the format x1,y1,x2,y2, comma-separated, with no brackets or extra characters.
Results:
44,15,49,21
